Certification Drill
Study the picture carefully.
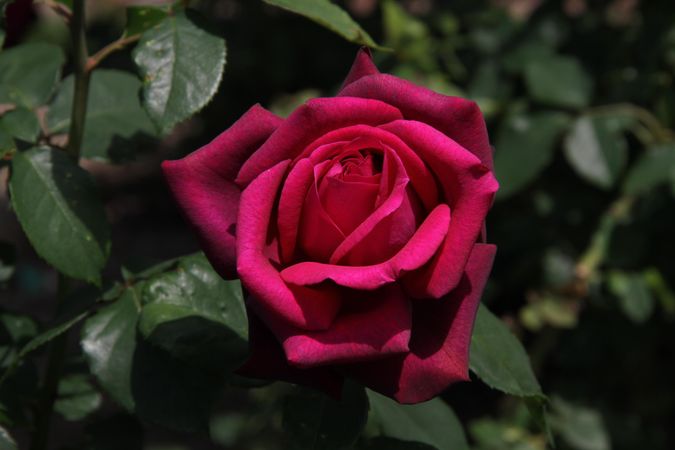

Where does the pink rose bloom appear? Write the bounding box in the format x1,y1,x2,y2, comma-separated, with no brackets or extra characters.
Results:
162,49,499,403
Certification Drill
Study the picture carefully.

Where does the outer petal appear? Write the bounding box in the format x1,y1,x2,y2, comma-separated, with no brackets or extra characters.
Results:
340,47,380,90
281,204,450,290
237,161,342,330
236,312,343,398
339,74,494,170
162,105,282,278
342,243,496,404
381,120,498,298
279,284,412,368
235,97,403,186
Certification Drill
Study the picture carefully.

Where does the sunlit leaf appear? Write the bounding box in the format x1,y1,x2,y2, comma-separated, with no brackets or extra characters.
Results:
133,10,226,134
138,253,248,372
564,116,631,189
264,0,383,49
81,264,225,432
81,287,141,410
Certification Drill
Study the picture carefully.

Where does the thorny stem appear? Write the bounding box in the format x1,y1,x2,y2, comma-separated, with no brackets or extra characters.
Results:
575,195,636,283
586,103,675,145
66,0,90,160
86,34,141,72
29,2,89,448
29,275,70,450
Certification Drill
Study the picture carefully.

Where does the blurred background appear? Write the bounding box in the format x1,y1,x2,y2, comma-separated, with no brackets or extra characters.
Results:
1,0,675,449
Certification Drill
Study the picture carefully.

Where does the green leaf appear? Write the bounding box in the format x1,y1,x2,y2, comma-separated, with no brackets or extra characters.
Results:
82,281,222,432
643,268,675,316
47,70,157,162
138,253,248,372
125,6,169,36
564,116,630,189
0,126,13,158
623,144,675,195
0,241,15,284
0,313,37,345
0,425,17,450
9,147,110,284
0,107,40,143
494,112,570,199
359,437,438,450
54,374,102,421
264,0,383,49
367,391,468,450
81,287,141,410
549,397,610,450
0,43,65,108
133,11,226,134
0,28,5,47
18,311,89,360
524,55,592,109
209,413,248,447
470,304,543,399
607,271,655,324
283,381,369,450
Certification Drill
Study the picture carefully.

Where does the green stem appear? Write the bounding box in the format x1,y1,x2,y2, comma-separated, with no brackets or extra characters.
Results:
29,275,71,450
585,103,675,145
66,0,90,160
576,195,635,281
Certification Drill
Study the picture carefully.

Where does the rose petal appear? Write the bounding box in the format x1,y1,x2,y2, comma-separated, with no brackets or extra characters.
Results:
319,173,380,236
279,284,412,368
298,125,439,211
162,105,282,278
340,74,494,170
237,160,342,330
281,204,450,290
342,243,496,404
277,158,344,263
329,148,413,266
235,97,403,186
340,47,380,90
236,312,343,398
382,120,498,298
295,161,348,262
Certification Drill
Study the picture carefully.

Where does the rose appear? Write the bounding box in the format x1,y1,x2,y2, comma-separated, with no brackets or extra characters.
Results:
162,49,498,404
